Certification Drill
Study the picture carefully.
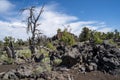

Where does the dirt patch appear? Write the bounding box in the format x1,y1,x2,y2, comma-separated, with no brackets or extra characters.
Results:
0,64,17,72
69,69,120,80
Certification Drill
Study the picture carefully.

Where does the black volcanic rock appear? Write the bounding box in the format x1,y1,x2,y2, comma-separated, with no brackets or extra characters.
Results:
54,41,120,75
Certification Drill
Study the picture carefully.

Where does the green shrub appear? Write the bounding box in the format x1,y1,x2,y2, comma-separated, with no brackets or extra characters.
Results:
46,42,56,50
35,66,44,73
93,32,103,44
41,57,50,64
0,55,14,64
39,49,49,57
33,63,51,74
109,39,115,44
94,38,103,44
61,31,75,46
17,49,31,59
5,58,14,64
0,54,7,61
53,58,62,66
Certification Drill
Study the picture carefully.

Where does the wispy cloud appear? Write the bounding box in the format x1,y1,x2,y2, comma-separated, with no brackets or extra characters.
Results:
0,0,14,14
0,3,112,40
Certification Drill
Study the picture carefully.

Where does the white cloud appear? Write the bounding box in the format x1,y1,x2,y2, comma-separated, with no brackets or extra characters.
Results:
0,4,112,40
0,21,27,40
98,27,112,33
0,0,14,13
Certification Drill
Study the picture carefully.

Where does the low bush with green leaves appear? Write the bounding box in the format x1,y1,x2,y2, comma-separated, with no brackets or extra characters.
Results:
41,57,50,64
60,30,76,46
53,58,62,66
46,42,56,50
17,49,31,59
0,54,14,64
109,39,115,44
33,63,51,74
93,32,103,44
39,49,49,57
94,37,103,44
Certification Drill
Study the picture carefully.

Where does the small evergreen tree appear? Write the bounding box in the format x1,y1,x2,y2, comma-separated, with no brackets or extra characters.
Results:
79,27,91,42
106,32,114,39
114,29,120,40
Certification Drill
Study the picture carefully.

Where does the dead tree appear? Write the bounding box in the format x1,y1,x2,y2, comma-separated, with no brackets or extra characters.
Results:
9,41,15,58
5,41,15,59
5,46,13,58
22,5,44,55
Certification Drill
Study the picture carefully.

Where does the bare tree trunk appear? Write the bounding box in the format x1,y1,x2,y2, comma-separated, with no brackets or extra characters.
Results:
5,46,13,58
5,41,15,59
9,41,15,58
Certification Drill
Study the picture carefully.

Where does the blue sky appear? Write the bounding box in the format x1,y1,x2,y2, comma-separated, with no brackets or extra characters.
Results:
0,0,120,40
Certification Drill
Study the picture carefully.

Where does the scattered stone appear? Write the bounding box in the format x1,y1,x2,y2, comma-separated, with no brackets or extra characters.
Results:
2,70,18,80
